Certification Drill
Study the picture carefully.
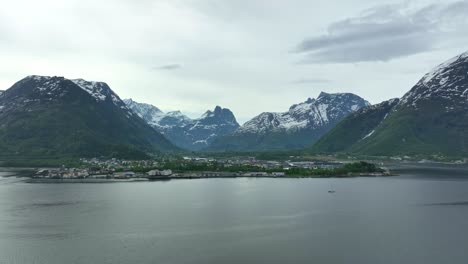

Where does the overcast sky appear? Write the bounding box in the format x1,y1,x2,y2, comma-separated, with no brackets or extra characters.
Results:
1,0,467,123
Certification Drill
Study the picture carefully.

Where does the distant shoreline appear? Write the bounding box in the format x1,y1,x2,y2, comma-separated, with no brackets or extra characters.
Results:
5,161,468,184
23,172,395,184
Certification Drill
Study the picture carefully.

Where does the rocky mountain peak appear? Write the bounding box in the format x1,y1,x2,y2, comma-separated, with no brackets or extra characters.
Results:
71,78,123,105
199,106,237,123
238,92,369,135
401,50,468,107
10,75,127,109
318,91,329,98
123,100,240,150
311,51,468,156
209,92,370,151
0,75,176,158
123,99,164,126
422,51,468,85
214,105,222,112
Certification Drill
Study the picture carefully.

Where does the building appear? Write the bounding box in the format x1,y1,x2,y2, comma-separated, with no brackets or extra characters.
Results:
114,171,136,179
147,169,173,176
272,172,285,177
242,172,269,177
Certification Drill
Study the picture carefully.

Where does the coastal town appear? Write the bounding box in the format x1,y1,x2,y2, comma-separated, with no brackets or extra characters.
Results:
31,156,390,181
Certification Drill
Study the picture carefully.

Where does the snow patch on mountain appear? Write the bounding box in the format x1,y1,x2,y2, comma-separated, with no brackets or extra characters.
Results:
421,51,468,85
25,76,63,95
21,76,129,111
237,92,370,134
71,79,108,101
71,79,128,109
362,130,375,140
123,99,167,126
124,100,240,150
401,50,468,107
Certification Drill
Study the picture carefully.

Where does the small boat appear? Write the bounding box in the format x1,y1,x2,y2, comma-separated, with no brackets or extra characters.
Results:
328,190,336,193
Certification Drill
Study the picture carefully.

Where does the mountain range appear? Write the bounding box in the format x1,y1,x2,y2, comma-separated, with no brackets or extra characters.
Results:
311,51,468,157
208,92,370,151
0,51,466,159
124,99,240,151
0,76,176,159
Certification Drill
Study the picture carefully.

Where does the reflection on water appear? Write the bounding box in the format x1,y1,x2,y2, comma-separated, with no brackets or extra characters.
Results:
0,166,467,264
423,201,468,206
0,168,35,181
24,201,81,208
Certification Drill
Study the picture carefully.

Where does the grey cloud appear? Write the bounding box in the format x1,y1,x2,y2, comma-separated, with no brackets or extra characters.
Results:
295,1,468,63
300,33,435,64
153,64,182,71
440,1,468,17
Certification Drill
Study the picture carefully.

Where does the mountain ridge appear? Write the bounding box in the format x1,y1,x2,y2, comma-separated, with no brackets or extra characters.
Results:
0,75,177,159
124,99,240,150
208,92,370,151
310,51,468,157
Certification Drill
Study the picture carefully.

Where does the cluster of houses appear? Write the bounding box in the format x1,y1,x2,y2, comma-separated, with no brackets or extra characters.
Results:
35,167,121,179
33,156,346,180
33,167,287,180
183,157,343,170
80,156,344,172
204,157,343,170
171,171,286,178
34,167,175,180
80,158,159,170
35,168,93,179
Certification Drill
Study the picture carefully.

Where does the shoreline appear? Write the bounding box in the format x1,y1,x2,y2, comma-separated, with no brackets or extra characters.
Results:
23,172,395,183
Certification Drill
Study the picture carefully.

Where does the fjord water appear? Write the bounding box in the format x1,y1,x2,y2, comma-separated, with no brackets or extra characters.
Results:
1,167,468,264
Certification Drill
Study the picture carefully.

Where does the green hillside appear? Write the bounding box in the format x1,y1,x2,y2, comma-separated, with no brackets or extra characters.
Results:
310,51,468,158
311,99,399,153
0,76,177,160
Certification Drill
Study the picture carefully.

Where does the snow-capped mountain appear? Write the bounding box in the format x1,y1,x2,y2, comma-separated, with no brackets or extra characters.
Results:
124,99,192,129
124,99,240,150
71,78,126,107
209,92,370,151
311,51,468,156
4,75,133,114
0,75,176,158
239,92,370,134
400,51,468,109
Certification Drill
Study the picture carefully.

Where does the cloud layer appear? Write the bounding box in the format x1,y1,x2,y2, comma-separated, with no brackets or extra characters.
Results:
153,64,182,71
295,1,468,63
0,0,467,122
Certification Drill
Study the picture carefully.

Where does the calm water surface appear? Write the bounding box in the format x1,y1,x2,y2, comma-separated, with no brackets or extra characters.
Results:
1,166,468,264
